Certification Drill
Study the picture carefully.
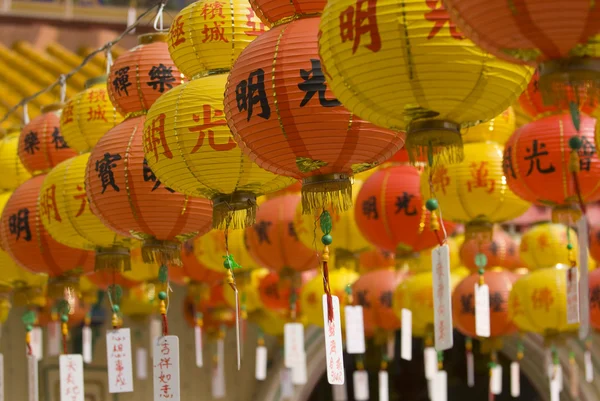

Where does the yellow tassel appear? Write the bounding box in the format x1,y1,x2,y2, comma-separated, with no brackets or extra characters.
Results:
356,360,365,370
322,245,330,262
257,337,265,347
380,360,388,370
196,317,203,328
569,151,580,173
226,270,234,285
159,300,167,315
61,322,68,336
25,331,31,345
430,210,440,231
112,312,120,328
438,360,443,370
478,275,485,285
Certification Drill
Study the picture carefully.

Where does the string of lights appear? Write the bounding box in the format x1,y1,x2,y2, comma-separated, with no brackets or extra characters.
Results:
0,0,167,125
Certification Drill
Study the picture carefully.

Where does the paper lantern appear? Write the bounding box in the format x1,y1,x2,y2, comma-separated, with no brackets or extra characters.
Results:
299,267,358,328
505,205,552,227
37,296,88,328
167,0,268,79
452,269,517,338
18,104,77,175
509,265,578,336
0,175,93,279
460,228,520,272
423,141,530,234
393,268,468,338
86,115,213,266
520,223,578,270
258,269,315,314
318,0,532,164
412,235,464,274
120,282,159,318
108,33,185,116
120,247,188,286
248,309,288,338
60,77,123,153
0,128,31,191
245,194,318,273
359,249,395,273
224,17,405,214
85,270,137,291
589,268,600,331
356,164,455,254
223,268,269,313
181,239,225,285
461,108,515,145
40,153,134,271
352,269,408,335
504,114,600,218
144,74,294,229
248,0,326,25
193,229,256,273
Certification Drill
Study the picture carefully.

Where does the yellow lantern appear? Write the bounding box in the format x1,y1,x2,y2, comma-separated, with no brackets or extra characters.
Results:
393,267,468,338
222,268,269,313
508,265,578,337
122,247,161,283
249,309,287,338
60,77,123,153
420,141,530,234
318,0,532,164
79,276,99,305
410,235,464,274
39,153,134,271
299,267,359,329
0,128,31,191
167,0,267,78
461,108,515,145
193,229,256,273
120,282,158,318
519,223,579,270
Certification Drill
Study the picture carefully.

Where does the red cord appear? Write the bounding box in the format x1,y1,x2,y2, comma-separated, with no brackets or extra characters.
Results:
161,313,168,336
26,342,32,356
433,229,444,247
572,172,587,215
322,260,333,322
63,333,67,355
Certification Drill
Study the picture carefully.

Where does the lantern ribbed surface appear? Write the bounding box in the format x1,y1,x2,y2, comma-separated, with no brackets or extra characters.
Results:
0,129,31,191
248,0,326,25
193,229,255,273
461,108,515,145
519,223,578,270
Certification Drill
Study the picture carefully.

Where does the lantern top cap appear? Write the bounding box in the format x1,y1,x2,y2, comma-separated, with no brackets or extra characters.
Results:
85,75,107,89
138,32,168,45
40,103,65,113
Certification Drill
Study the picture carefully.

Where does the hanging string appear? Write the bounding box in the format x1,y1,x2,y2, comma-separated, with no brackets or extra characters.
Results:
59,75,67,103
0,1,165,124
105,45,113,76
222,214,242,370
107,283,123,330
319,210,334,322
157,264,170,337
426,146,447,247
21,310,36,356
22,103,29,125
567,135,587,215
153,2,166,32
61,314,69,355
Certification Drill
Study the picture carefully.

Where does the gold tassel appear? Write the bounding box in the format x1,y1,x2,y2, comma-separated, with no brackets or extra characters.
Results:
569,151,581,173
95,246,131,272
212,192,258,230
141,239,182,267
405,119,464,166
301,174,352,215
538,57,600,108
47,275,80,298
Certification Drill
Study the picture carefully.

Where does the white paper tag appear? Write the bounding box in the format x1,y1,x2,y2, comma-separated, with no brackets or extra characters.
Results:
291,352,307,385
432,370,447,401
401,309,412,361
567,267,580,324
255,346,267,381
424,347,438,380
284,322,305,368
127,6,136,28
48,322,60,357
82,326,92,364
32,327,43,361
490,365,502,395
59,354,84,401
344,306,365,354
332,383,347,401
211,339,225,399
194,326,203,368
432,245,453,350
550,374,560,401
28,355,38,401
475,284,491,338
106,328,134,393
510,362,520,397
378,370,389,401
545,349,552,377
578,217,590,340
386,333,395,360
570,362,579,397
153,336,180,401
556,365,563,392
353,371,369,401
149,318,161,358
585,350,593,383
323,295,345,385
0,354,3,401
467,352,475,388
427,379,434,400
136,348,148,380
280,369,294,399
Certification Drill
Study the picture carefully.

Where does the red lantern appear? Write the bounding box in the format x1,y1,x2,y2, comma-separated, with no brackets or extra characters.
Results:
248,0,327,25
460,227,520,272
589,268,600,331
257,270,315,314
355,164,455,254
452,269,517,338
359,249,395,272
181,240,225,285
86,271,138,290
245,194,318,273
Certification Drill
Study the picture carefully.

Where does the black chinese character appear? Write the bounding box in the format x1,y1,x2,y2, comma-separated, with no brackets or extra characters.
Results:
590,285,600,309
579,136,596,172
253,221,272,244
264,283,279,299
95,153,122,194
379,291,393,308
8,208,32,241
489,241,498,256
143,159,175,193
112,67,132,97
183,240,194,256
288,222,299,241
502,146,516,179
460,293,474,315
394,192,417,215
362,196,378,219
490,292,505,312
356,290,370,308
23,131,40,155
147,64,176,93
50,127,69,150
524,139,555,176
236,69,271,121
507,243,516,256
297,59,341,108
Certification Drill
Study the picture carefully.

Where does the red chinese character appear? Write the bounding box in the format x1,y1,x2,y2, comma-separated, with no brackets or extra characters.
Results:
327,320,336,337
113,344,124,353
339,0,382,54
40,184,62,223
62,103,74,125
159,357,173,370
189,105,236,153
66,373,75,384
202,21,229,43
329,339,337,355
87,105,108,122
161,383,174,398
531,287,554,312
424,0,465,40
438,320,446,341
467,161,495,193
170,15,186,47
431,165,450,195
74,185,88,217
145,113,173,162
161,340,171,355
88,89,107,103
159,372,172,384
200,1,225,19
245,7,266,36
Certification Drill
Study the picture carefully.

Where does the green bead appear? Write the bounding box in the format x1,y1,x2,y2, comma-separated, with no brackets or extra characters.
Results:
475,253,487,268
158,291,167,301
478,268,485,275
61,314,69,323
567,243,573,250
569,136,583,150
112,305,120,313
321,234,333,245
425,198,438,211
25,324,33,332
223,258,232,269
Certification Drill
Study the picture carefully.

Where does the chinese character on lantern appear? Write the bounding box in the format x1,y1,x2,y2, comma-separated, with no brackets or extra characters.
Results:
40,184,62,223
362,196,379,219
144,113,173,162
189,105,236,153
95,153,122,194
23,131,40,155
113,67,132,97
466,161,495,193
431,165,450,195
524,139,555,176
339,0,382,54
236,69,271,121
74,185,89,217
531,287,554,312
148,64,176,93
394,192,417,215
298,59,341,108
424,0,465,40
170,15,186,48
245,7,266,36
253,221,272,244
8,208,32,241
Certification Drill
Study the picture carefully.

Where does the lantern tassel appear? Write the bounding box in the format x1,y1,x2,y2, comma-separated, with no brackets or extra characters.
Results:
405,120,464,166
141,239,182,267
301,174,352,215
212,192,258,230
95,246,131,272
47,275,80,299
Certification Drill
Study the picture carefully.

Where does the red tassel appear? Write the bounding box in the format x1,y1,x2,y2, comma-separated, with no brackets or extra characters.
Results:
63,333,68,355
322,260,333,322
27,342,32,356
572,172,587,215
162,313,169,336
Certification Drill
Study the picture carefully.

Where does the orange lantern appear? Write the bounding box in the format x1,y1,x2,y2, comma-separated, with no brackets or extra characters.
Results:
355,164,455,254
85,115,213,266
86,270,138,291
503,113,600,219
181,240,225,286
18,104,77,175
257,269,315,314
248,0,326,25
589,268,600,331
108,33,185,117
245,194,318,273
452,269,518,338
460,227,520,272
37,296,89,328
224,17,405,214
0,176,93,279
359,249,395,273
